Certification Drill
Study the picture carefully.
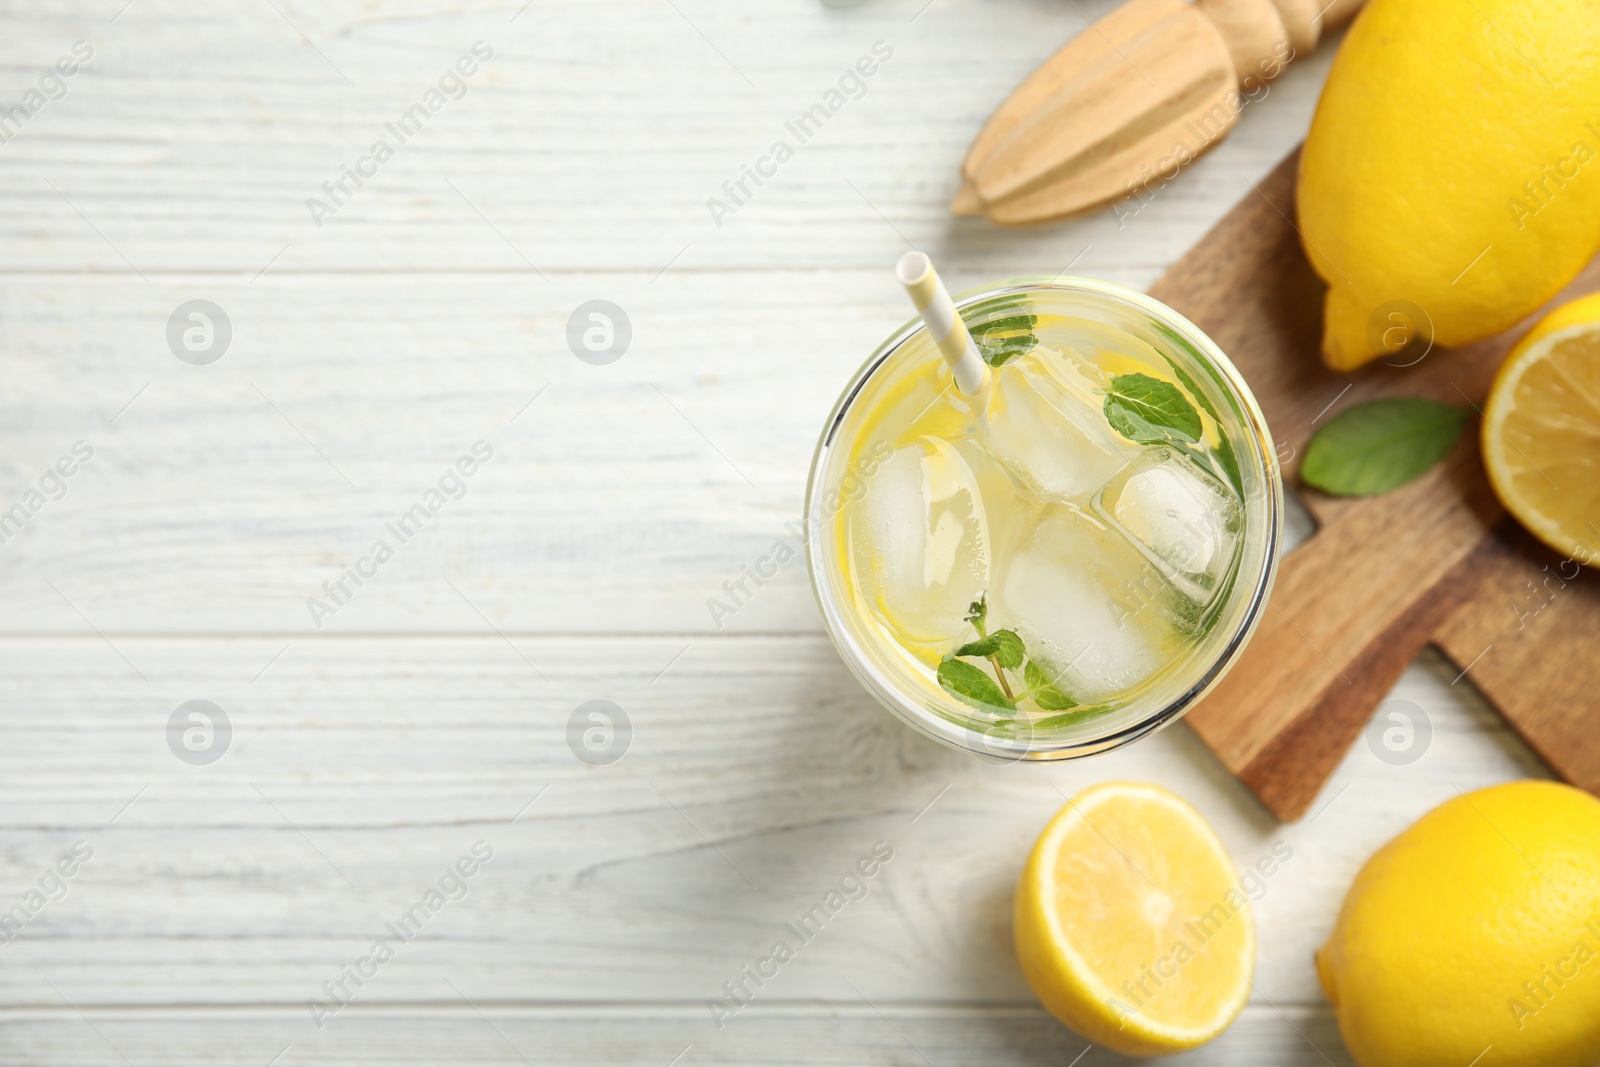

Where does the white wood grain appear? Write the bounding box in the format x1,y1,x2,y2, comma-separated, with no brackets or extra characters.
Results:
0,2,1534,1064
0,1006,1364,1066
0,638,1546,1014
0,266,1342,636
0,0,1336,275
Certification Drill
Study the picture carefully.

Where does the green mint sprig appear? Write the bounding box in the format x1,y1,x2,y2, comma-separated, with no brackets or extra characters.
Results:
936,595,1081,716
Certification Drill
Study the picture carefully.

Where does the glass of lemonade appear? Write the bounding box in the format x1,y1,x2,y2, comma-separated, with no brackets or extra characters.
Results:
805,277,1281,761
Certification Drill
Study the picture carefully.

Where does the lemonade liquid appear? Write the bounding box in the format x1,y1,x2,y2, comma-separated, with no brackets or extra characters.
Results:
834,303,1247,728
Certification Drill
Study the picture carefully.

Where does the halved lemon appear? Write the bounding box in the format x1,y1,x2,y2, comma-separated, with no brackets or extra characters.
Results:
1014,782,1254,1056
1483,292,1600,562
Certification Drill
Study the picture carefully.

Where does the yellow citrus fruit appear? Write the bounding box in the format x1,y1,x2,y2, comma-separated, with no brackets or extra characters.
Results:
1298,0,1600,369
1014,781,1254,1055
1482,292,1600,561
1318,781,1600,1067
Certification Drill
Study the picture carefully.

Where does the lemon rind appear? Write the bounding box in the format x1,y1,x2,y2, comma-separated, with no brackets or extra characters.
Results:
1026,782,1256,1047
1482,320,1600,560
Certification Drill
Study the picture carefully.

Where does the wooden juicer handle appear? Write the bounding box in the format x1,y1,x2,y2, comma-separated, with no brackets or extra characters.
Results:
953,0,1368,225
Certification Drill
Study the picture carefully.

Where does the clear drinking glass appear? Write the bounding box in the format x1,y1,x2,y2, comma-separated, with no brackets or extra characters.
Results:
804,276,1282,761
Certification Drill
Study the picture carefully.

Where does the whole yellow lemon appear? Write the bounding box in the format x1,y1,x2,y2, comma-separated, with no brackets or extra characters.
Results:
1298,0,1600,369
1318,781,1600,1067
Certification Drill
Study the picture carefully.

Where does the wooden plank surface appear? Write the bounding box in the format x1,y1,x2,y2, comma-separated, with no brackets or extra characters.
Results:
1436,522,1600,794
0,1,1559,1063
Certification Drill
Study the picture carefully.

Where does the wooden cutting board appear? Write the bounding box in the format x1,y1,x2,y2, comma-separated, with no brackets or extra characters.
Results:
1148,148,1600,821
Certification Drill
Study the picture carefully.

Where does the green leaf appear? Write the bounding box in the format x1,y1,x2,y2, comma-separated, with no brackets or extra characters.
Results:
1165,584,1208,641
971,314,1038,367
1023,659,1077,711
1103,373,1203,447
1162,355,1222,422
954,634,999,658
991,629,1025,670
1301,398,1468,496
1212,430,1244,498
937,658,1016,712
1033,688,1077,712
955,628,1025,669
1151,321,1208,374
970,314,1037,339
1160,356,1244,497
977,336,1036,368
964,596,988,637
1034,706,1113,730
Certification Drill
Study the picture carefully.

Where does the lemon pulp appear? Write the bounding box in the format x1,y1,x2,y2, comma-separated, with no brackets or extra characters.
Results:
1014,782,1254,1055
1483,293,1600,561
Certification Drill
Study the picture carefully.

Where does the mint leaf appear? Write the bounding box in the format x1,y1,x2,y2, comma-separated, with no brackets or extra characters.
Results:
964,596,988,638
956,629,1025,670
1023,660,1049,690
1212,431,1243,498
991,629,1025,670
1104,373,1203,446
971,314,1037,338
977,336,1035,368
1162,356,1221,422
1024,659,1077,711
954,634,1000,658
971,315,1038,368
1302,398,1467,496
1160,357,1244,495
937,658,1016,712
1151,321,1208,374
1035,706,1113,730
1033,688,1077,712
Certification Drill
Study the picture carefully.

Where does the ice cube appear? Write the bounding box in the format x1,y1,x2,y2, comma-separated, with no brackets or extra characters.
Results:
995,507,1179,704
949,436,1033,567
1096,447,1240,607
981,355,1136,504
850,437,990,647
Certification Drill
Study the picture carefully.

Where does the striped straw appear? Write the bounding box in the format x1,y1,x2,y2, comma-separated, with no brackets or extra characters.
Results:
896,251,989,396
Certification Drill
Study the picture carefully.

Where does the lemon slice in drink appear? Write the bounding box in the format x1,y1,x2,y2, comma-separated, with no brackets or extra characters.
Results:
1483,293,1600,562
1014,782,1254,1055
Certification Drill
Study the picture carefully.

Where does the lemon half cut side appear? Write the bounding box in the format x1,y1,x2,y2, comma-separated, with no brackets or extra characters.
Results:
1483,292,1600,562
1014,781,1255,1056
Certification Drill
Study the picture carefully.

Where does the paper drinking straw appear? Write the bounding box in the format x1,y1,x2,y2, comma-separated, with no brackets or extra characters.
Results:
896,251,989,395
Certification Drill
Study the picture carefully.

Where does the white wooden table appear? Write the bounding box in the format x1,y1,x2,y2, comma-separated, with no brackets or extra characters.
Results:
0,2,1550,1063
